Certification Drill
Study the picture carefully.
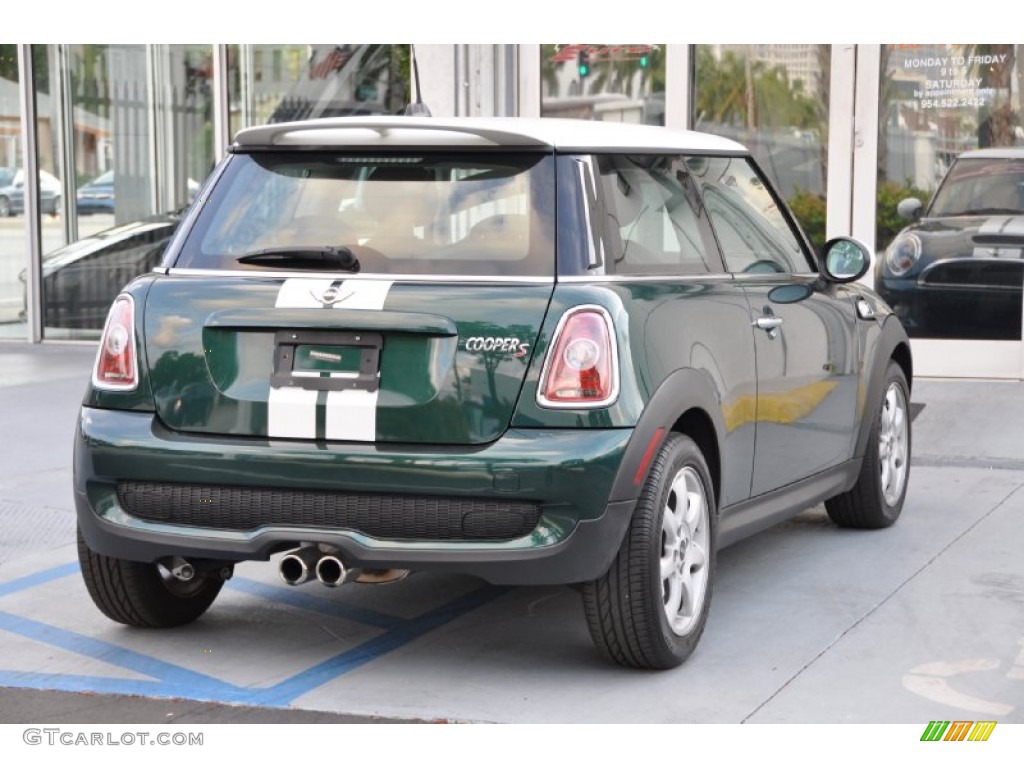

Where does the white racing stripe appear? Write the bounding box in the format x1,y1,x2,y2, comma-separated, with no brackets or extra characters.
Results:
267,277,392,441
972,215,1024,259
325,280,393,441
267,278,332,439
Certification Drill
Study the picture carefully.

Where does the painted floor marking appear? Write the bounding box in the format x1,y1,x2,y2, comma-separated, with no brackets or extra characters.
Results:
0,562,507,706
902,658,1016,716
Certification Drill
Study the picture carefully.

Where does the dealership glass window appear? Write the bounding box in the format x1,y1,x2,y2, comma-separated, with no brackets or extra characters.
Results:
0,46,26,337
44,44,158,339
540,44,666,125
229,45,411,138
692,45,831,256
876,44,1023,341
156,45,217,209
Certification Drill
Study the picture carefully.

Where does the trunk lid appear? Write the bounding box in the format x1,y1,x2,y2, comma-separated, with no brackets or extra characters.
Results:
144,275,552,445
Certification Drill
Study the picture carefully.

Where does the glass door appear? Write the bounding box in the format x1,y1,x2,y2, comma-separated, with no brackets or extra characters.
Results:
870,44,1024,378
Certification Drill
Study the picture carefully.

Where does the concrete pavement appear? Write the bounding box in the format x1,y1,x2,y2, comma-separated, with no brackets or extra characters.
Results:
0,342,1022,724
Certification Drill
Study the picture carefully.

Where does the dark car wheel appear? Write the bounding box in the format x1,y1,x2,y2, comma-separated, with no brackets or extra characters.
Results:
0,196,11,217
77,527,224,628
582,433,716,669
825,361,911,529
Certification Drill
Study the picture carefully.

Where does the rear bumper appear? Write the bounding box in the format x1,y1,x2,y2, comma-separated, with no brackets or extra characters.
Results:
74,407,636,585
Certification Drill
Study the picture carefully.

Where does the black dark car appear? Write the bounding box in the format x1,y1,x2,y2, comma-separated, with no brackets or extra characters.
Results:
877,148,1024,340
22,212,181,329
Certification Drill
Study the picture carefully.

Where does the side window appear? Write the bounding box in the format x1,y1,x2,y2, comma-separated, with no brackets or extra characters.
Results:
687,155,814,274
592,154,718,275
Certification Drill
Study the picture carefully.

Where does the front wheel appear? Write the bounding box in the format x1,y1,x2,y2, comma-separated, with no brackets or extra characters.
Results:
582,433,716,669
825,361,911,528
77,527,224,628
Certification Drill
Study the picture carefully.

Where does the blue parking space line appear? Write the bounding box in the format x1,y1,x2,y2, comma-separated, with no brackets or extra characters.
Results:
0,562,78,598
0,671,238,702
0,610,240,695
0,562,508,708
242,583,510,707
227,577,401,630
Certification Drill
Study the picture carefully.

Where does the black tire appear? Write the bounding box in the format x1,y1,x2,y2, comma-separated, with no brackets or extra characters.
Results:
826,361,911,529
582,433,717,669
0,196,11,217
77,527,223,628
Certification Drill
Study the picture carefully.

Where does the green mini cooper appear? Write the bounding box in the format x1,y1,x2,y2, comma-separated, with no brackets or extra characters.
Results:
75,116,912,669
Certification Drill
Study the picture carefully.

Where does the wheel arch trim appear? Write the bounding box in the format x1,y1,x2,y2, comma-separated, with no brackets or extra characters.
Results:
608,367,725,505
855,317,913,462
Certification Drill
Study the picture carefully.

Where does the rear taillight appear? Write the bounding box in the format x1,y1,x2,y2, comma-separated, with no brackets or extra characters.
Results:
92,294,138,391
537,305,618,408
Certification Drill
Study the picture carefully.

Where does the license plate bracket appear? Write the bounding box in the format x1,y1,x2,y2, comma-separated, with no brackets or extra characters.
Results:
270,330,382,392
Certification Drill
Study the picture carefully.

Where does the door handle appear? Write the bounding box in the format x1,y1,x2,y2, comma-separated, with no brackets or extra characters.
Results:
753,315,783,339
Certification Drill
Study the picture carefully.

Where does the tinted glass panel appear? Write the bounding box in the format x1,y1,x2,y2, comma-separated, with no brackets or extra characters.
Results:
592,154,717,275
928,157,1024,216
688,155,814,274
176,152,556,276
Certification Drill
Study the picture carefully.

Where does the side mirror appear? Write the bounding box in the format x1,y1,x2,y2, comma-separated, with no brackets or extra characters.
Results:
896,197,923,221
820,237,870,283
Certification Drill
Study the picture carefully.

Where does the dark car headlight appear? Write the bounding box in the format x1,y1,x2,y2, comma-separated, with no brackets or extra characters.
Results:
885,233,922,277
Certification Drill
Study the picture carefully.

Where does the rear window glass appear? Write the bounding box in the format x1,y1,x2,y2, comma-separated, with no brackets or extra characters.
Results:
174,152,556,276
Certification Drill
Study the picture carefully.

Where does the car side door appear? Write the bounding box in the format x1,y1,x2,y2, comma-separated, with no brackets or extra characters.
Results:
689,155,862,496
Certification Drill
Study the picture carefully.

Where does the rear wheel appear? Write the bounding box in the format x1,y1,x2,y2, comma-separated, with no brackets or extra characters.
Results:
77,527,224,628
825,361,911,528
582,433,716,669
0,196,11,217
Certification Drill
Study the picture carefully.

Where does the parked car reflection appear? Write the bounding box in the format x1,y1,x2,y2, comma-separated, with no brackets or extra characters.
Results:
0,167,62,217
76,172,200,215
876,148,1024,340
20,211,181,329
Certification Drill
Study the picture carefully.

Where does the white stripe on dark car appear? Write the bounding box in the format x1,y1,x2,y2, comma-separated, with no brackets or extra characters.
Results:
267,278,392,441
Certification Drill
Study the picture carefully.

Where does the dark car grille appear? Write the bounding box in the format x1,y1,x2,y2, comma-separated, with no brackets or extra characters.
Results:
116,481,540,541
920,259,1024,290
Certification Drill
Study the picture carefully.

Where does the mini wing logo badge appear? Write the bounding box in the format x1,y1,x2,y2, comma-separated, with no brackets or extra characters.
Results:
312,286,354,306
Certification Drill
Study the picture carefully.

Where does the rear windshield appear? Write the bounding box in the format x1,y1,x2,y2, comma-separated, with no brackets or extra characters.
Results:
174,151,556,276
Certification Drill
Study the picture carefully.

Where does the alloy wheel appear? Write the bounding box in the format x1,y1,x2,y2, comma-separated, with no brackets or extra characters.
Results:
660,466,710,636
878,382,909,506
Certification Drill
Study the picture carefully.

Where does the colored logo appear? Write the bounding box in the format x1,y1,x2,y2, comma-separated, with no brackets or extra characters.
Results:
920,720,997,742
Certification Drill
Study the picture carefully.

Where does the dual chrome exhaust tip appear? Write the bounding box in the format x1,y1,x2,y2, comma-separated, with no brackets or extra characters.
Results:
279,546,407,587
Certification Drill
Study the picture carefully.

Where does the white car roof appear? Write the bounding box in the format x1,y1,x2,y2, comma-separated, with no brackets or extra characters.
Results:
232,116,748,155
958,147,1024,160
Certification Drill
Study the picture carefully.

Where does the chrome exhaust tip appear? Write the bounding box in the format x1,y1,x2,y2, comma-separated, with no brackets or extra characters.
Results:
279,547,319,586
315,554,352,588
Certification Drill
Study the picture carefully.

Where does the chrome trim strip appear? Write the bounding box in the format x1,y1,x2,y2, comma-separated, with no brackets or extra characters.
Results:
575,157,601,270
918,257,1024,291
559,274,736,284
728,271,821,282
165,268,555,284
